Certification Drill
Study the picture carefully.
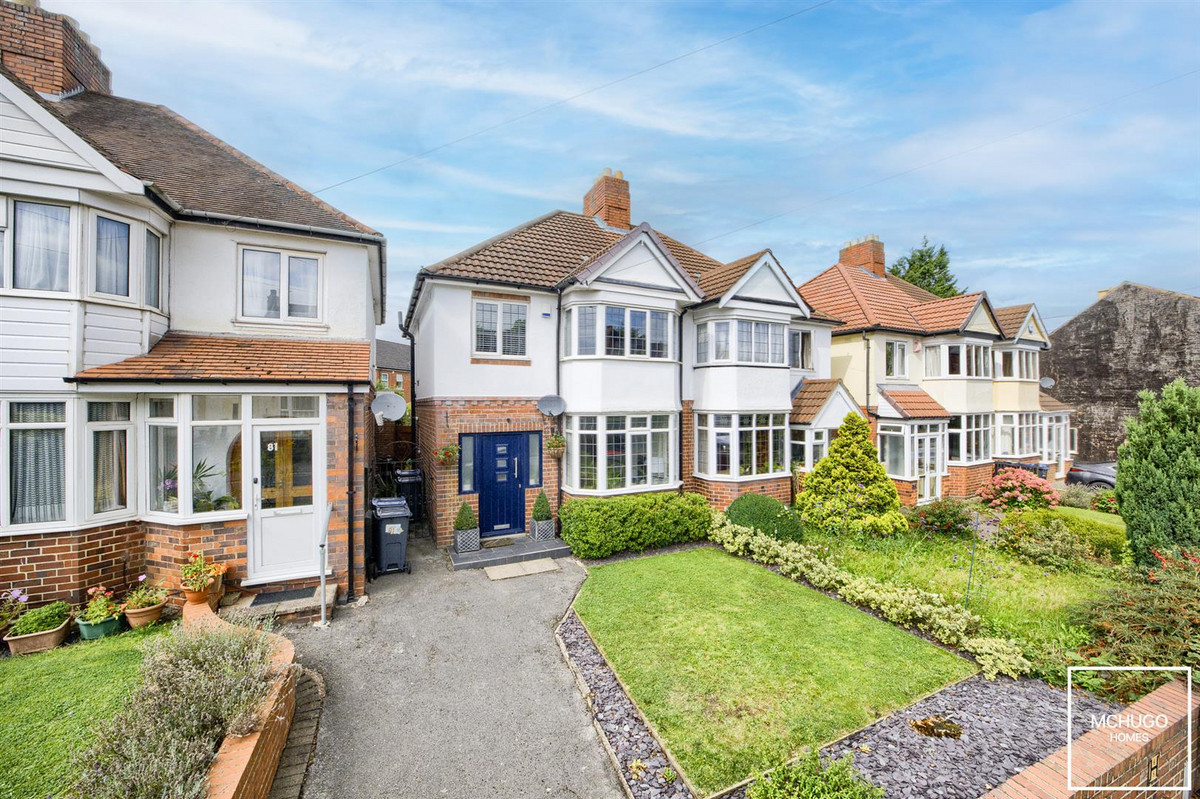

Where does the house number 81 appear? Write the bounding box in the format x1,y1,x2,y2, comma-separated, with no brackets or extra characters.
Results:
266,442,277,452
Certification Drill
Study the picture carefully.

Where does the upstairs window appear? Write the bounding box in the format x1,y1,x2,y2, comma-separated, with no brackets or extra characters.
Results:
789,330,813,369
885,340,907,378
1019,350,1038,380
577,306,596,355
240,247,321,321
925,345,942,377
474,299,527,357
13,201,70,292
605,307,625,356
95,216,130,297
569,305,670,360
945,343,992,377
144,230,162,309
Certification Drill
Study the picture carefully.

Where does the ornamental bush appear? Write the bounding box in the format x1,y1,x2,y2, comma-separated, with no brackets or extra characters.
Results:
726,493,804,543
452,502,477,531
559,492,711,559
978,467,1059,512
531,490,552,522
1090,489,1118,514
1117,379,1200,566
793,414,907,537
708,515,1029,679
907,498,974,538
1018,508,1128,561
995,514,1093,572
1057,483,1097,509
747,752,883,799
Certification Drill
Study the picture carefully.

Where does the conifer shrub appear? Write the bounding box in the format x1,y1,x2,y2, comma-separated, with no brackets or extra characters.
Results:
531,490,552,522
793,413,907,537
1116,379,1200,566
452,502,477,531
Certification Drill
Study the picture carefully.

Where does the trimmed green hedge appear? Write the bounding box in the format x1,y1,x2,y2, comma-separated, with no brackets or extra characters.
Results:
727,493,804,543
559,492,711,559
1022,508,1128,561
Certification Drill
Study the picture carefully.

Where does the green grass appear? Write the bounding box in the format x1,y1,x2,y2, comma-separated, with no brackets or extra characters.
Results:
1056,505,1126,529
805,526,1121,665
574,548,975,794
0,624,169,799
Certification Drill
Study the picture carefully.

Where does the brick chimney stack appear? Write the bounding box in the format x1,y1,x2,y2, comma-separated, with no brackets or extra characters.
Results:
0,0,111,96
839,235,886,276
583,169,631,230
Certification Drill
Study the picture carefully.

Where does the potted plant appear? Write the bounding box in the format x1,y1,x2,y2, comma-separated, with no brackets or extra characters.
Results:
180,552,217,605
453,502,480,553
208,562,229,611
156,465,179,513
3,601,71,656
77,585,124,640
436,443,460,467
0,587,29,639
545,433,566,459
530,491,555,541
123,575,168,628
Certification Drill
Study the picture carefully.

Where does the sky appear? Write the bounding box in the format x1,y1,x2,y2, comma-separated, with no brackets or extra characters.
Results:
52,0,1200,342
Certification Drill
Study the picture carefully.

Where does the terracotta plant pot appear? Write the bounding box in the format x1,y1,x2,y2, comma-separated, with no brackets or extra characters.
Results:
3,617,70,656
78,615,122,641
183,588,210,605
207,572,225,612
125,602,166,629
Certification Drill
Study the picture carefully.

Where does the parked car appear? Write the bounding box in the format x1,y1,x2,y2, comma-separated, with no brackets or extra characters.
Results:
1067,462,1117,488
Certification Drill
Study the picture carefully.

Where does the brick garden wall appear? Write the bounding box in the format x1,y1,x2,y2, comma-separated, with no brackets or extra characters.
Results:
0,521,143,605
416,397,561,547
692,475,792,510
984,679,1197,798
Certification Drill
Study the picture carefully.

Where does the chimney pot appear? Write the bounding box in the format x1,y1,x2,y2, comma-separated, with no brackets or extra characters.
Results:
583,170,631,230
839,235,886,277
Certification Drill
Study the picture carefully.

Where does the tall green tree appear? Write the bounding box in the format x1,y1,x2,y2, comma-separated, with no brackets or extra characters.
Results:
1116,378,1200,566
888,237,962,297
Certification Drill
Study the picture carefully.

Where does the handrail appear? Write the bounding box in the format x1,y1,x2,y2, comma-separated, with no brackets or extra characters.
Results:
318,506,332,627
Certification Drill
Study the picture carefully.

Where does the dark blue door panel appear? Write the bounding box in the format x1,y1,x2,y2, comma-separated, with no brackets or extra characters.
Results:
478,434,526,536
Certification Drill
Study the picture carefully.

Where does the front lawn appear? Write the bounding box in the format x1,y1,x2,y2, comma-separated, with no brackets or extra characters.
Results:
574,547,975,794
0,624,168,799
1056,505,1126,530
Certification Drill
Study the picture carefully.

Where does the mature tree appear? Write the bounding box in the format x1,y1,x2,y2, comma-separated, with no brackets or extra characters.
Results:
794,413,907,537
888,237,962,297
1116,378,1200,566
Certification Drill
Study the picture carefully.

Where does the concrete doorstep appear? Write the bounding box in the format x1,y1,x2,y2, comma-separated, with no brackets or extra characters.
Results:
483,557,560,581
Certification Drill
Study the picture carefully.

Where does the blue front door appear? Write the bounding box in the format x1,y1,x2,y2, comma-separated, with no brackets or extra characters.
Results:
478,434,526,537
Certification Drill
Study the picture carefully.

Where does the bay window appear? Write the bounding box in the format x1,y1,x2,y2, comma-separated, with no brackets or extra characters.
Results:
578,306,596,355
7,401,67,524
565,414,674,491
566,305,671,360
630,310,647,356
605,308,625,356
925,345,942,377
241,246,322,322
1019,350,1038,380
790,427,828,471
698,319,785,365
148,398,178,513
563,308,573,356
191,396,243,513
88,401,131,515
948,413,992,463
474,298,527,357
145,230,162,309
714,321,730,360
878,424,906,477
694,412,787,477
996,412,1039,457
697,323,710,363
885,341,907,378
95,216,131,297
944,342,992,377
13,201,69,292
789,330,813,369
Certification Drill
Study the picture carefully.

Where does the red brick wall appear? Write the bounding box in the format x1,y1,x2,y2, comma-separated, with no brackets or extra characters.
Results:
416,398,561,547
984,679,1198,798
0,522,143,605
681,400,695,492
582,171,631,229
693,475,792,510
893,478,918,506
0,1,111,95
143,518,245,602
326,392,367,599
945,462,994,499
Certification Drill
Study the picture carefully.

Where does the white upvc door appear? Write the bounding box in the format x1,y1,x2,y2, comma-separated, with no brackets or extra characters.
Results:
248,424,322,582
915,432,941,503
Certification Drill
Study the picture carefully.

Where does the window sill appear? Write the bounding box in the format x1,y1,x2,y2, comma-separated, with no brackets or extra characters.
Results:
562,355,675,363
563,481,681,496
232,318,329,332
693,362,788,369
471,357,530,366
692,472,791,483
947,460,993,467
142,510,249,525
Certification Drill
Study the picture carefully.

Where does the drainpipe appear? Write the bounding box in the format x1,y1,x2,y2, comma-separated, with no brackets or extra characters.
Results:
862,332,871,413
555,289,563,515
397,318,417,466
677,308,687,491
345,384,358,603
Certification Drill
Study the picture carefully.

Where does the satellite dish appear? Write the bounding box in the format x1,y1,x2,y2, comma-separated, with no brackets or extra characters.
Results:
371,392,407,422
1039,377,1056,390
537,395,566,416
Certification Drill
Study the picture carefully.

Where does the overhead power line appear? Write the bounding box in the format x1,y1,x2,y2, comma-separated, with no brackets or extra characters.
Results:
314,0,839,194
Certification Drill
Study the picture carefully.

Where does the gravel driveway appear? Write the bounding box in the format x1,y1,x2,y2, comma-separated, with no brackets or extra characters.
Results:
286,535,624,799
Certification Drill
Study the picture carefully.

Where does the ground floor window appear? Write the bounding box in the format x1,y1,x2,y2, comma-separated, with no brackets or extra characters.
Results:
565,413,674,491
88,401,132,515
878,421,946,483
695,412,787,477
948,413,992,464
996,412,1038,457
789,427,829,471
5,401,68,525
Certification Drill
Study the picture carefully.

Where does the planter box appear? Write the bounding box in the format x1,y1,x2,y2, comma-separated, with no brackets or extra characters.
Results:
78,615,122,640
3,617,70,656
455,527,480,553
530,518,555,542
125,602,166,629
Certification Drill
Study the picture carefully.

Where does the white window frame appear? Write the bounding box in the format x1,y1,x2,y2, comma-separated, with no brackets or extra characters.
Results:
236,244,325,325
0,398,75,533
565,305,672,361
948,413,993,464
885,340,908,378
90,210,135,302
472,297,529,358
694,411,789,479
379,373,389,387
144,227,163,310
564,413,677,494
878,422,909,479
699,319,785,366
1019,350,1039,381
789,426,828,471
925,344,942,377
996,411,1040,457
85,399,136,522
789,330,814,370
3,198,76,298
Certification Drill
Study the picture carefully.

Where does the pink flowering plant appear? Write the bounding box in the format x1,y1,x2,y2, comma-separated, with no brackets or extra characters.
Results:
123,574,168,609
1,587,30,629
978,467,1060,512
79,585,124,624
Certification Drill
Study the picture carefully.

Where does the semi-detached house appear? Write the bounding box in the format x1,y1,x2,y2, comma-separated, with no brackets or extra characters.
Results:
799,235,1074,503
407,171,861,545
0,1,384,605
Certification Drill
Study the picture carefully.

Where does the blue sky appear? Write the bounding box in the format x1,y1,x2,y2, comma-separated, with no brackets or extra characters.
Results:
54,0,1199,342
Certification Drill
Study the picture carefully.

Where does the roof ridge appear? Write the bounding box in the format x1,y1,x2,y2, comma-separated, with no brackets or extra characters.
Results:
837,264,882,328
152,104,377,235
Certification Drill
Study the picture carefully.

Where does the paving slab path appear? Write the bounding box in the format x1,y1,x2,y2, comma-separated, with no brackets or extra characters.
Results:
286,535,625,799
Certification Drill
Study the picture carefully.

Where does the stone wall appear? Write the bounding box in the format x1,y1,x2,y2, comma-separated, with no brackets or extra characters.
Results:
1044,283,1200,462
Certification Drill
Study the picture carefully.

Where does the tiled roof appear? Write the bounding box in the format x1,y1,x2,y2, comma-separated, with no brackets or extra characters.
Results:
71,333,371,383
994,304,1034,339
376,339,411,371
1039,392,1074,413
696,251,767,298
790,379,844,424
798,263,989,336
47,92,376,236
877,388,952,419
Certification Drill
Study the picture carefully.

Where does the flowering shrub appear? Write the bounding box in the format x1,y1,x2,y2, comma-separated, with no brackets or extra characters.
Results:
180,552,217,592
907,499,974,538
79,585,123,624
1090,489,1118,514
1,587,30,630
978,468,1059,511
708,515,1030,679
124,575,169,609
